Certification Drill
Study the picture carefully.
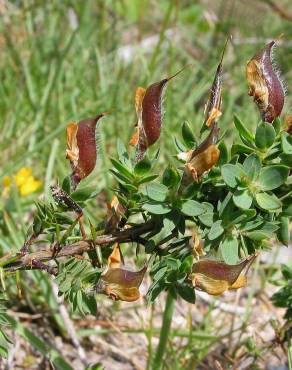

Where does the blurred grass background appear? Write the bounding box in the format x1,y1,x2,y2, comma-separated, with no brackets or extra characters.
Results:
0,1,292,368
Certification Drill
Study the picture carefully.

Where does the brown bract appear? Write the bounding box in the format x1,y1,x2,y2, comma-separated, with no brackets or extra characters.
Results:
96,243,147,302
191,255,257,296
246,41,284,123
66,115,104,189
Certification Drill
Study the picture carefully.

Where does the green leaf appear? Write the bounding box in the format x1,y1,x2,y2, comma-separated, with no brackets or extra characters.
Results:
277,216,290,246
283,203,292,217
221,164,244,188
181,200,206,217
272,117,281,135
142,182,168,202
281,132,292,154
258,165,289,191
176,283,196,304
180,255,194,273
255,192,282,211
134,156,152,176
280,153,292,167
208,220,224,240
255,123,276,149
117,139,132,167
71,187,98,202
234,115,254,143
198,203,214,227
217,141,229,165
182,121,197,149
243,154,261,180
231,144,254,156
245,230,272,241
62,176,71,194
233,189,253,209
111,158,134,180
137,174,159,185
220,237,239,264
162,166,180,188
143,202,171,215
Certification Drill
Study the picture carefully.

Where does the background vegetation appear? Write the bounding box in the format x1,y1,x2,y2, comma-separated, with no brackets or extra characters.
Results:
0,0,292,369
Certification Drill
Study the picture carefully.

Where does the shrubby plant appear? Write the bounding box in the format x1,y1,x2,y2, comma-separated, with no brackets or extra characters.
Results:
0,39,291,365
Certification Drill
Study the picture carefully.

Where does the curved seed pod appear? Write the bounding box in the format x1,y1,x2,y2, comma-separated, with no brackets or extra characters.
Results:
96,244,147,302
201,39,228,133
191,254,257,296
130,67,188,160
246,41,285,123
66,114,104,189
180,123,220,183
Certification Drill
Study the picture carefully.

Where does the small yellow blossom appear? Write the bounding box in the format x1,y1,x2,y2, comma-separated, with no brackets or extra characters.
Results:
19,176,42,196
1,167,42,198
14,167,33,187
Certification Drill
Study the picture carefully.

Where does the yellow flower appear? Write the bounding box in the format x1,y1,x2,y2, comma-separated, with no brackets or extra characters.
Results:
19,176,42,196
14,167,33,187
1,167,42,198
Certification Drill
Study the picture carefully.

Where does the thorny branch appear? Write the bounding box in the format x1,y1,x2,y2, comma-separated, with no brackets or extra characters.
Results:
0,220,155,273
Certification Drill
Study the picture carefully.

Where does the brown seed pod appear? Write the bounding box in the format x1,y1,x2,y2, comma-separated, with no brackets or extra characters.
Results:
191,254,257,296
201,39,228,132
130,67,189,160
246,41,285,123
66,114,104,189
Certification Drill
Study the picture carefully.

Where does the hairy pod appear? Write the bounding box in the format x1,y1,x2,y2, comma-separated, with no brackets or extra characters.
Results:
66,114,104,189
246,41,285,123
130,67,188,159
201,39,228,132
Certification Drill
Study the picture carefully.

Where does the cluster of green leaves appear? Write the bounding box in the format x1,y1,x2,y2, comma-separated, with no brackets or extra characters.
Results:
55,258,100,315
107,116,291,303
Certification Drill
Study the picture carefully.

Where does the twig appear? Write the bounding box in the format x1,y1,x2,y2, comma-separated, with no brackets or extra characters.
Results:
1,220,155,272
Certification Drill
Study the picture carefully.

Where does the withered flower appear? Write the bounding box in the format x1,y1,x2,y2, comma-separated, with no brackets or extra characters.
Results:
130,68,187,160
96,244,147,302
66,115,104,190
180,123,220,183
246,41,285,123
191,255,257,296
105,195,126,233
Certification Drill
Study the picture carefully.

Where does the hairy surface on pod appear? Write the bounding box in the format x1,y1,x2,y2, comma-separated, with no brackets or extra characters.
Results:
246,41,284,123
67,114,104,187
141,79,168,147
